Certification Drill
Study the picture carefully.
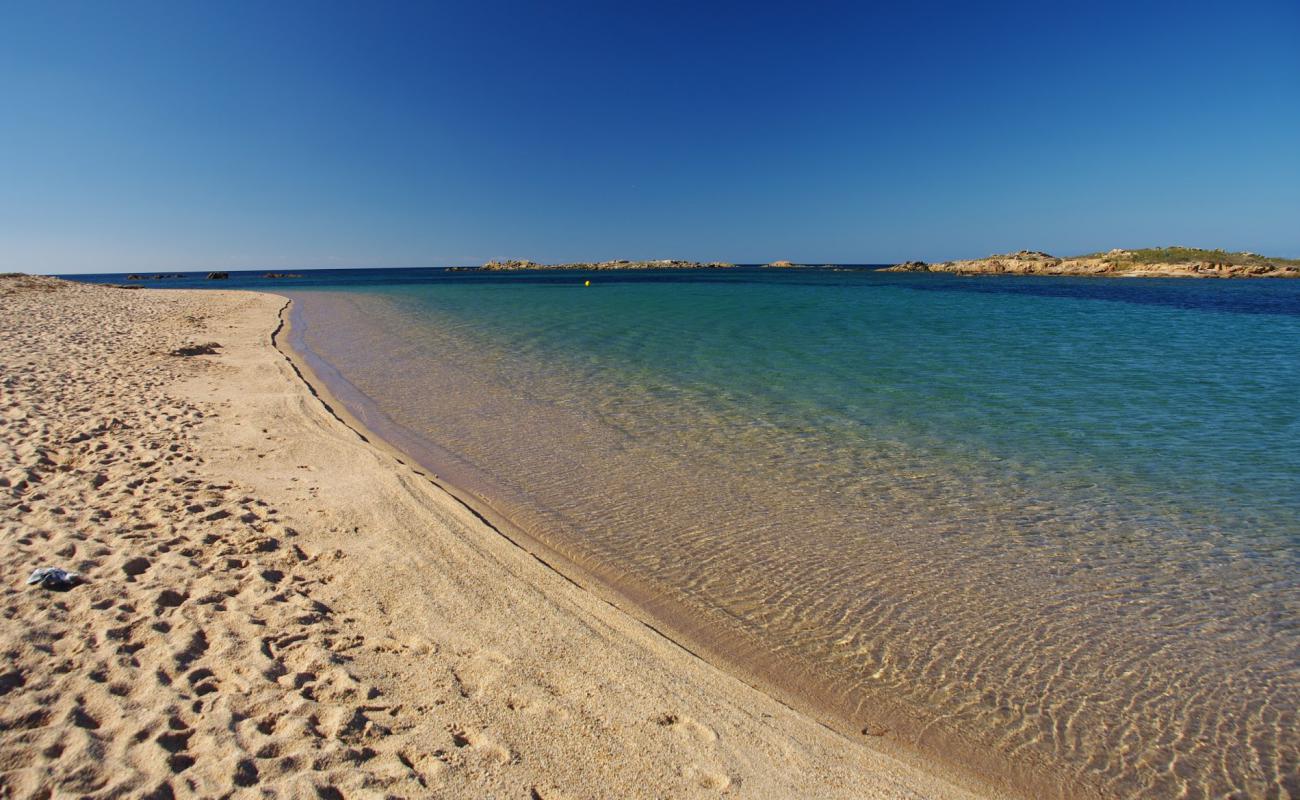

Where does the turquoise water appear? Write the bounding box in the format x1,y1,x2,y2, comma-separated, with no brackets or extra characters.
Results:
275,268,1298,798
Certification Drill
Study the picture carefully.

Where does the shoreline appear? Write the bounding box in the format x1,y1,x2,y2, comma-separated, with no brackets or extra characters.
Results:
1,275,997,797
279,295,1091,800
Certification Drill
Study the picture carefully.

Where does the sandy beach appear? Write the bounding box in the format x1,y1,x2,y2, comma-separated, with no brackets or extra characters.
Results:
0,275,995,799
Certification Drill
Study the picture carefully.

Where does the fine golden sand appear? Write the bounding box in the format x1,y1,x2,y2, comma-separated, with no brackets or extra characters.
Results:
0,276,994,799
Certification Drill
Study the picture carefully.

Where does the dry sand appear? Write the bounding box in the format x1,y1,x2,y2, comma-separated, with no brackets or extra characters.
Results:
0,275,996,799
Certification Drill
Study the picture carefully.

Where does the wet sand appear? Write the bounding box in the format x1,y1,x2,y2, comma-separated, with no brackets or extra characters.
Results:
0,275,996,798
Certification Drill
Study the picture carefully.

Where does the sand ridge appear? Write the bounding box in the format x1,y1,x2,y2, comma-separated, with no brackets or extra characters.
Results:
0,276,992,798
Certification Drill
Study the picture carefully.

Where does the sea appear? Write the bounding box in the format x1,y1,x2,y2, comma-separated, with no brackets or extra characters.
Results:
70,266,1299,798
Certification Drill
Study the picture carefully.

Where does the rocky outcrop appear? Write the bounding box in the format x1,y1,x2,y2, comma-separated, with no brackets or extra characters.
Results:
262,273,304,279
126,273,184,280
206,272,230,280
883,249,1300,278
476,260,544,271
459,259,738,272
767,260,796,267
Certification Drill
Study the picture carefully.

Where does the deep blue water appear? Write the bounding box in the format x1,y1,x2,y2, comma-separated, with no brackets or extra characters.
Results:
67,263,1300,317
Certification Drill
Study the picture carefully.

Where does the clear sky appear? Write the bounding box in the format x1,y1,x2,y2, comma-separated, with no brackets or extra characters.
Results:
3,0,1298,273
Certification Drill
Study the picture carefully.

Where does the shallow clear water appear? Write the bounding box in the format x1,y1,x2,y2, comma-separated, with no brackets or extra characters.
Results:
77,268,1300,796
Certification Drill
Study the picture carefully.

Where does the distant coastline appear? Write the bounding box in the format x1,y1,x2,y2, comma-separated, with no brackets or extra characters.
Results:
451,259,738,271
883,247,1300,278
451,259,847,271
443,248,1300,277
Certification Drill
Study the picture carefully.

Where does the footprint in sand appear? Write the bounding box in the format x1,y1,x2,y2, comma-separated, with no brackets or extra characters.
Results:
452,648,513,695
655,712,718,743
447,725,513,766
121,556,151,579
502,686,570,722
682,764,735,793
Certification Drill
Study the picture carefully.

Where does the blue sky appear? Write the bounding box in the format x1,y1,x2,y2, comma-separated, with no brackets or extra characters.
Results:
3,0,1298,273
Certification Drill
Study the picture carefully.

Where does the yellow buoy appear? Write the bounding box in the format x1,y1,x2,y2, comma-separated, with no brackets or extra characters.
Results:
584,280,590,287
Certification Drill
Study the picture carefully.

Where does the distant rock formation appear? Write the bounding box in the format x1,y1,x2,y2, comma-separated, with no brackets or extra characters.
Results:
262,273,303,279
457,259,738,272
883,248,1300,278
125,273,184,280
766,260,797,267
206,272,230,280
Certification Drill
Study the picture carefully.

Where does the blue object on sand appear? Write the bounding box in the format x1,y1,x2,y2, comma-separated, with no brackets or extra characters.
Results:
27,567,80,590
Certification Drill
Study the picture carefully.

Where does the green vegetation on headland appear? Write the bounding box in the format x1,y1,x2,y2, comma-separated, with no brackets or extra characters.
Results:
1075,247,1300,267
883,248,1300,278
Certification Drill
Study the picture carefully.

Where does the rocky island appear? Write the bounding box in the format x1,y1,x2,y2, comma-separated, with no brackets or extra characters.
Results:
453,259,737,271
883,248,1300,278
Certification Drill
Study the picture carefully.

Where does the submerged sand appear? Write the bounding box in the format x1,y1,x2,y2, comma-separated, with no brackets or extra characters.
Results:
0,276,994,798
